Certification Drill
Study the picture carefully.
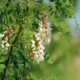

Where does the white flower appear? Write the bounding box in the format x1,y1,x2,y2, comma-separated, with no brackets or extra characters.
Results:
37,60,40,64
36,36,40,40
32,47,36,50
3,31,7,34
31,44,36,47
38,40,42,44
35,33,40,37
29,15,52,64
33,51,38,54
39,44,45,50
39,22,43,27
0,34,4,39
47,27,52,31
31,39,35,44
1,44,4,48
40,55,44,61
2,40,5,44
34,33,41,40
38,16,52,45
10,34,12,36
6,47,8,50
46,23,51,26
36,55,44,64
6,43,10,47
34,54,38,59
39,27,43,32
47,37,51,43
39,49,44,55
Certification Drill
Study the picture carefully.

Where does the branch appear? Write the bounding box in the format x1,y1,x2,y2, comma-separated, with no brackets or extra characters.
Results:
1,26,22,80
1,0,32,79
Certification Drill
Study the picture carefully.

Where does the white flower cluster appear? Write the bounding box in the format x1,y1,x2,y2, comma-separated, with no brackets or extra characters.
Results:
0,33,10,54
29,15,52,64
38,15,52,45
30,32,45,64
3,27,15,37
0,27,15,54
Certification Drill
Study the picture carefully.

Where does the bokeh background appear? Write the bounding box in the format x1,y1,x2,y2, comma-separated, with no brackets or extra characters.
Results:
28,0,80,80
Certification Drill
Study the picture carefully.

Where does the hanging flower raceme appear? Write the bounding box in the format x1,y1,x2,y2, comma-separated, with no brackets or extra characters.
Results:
28,32,45,64
26,15,52,64
38,14,52,45
0,26,15,54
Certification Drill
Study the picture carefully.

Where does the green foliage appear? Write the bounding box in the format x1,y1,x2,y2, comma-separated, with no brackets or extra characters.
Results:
0,64,6,68
0,0,78,80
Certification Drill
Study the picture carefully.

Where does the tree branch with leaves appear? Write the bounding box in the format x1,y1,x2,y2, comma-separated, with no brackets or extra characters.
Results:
0,0,78,80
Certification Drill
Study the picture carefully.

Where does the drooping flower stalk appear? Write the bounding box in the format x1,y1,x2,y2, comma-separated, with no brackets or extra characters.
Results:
28,15,52,63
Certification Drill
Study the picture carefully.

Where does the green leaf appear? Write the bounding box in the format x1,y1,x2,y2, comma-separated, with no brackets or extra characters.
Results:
76,23,79,26
25,62,31,69
44,53,50,61
27,3,31,7
58,31,62,35
13,52,20,57
73,16,76,18
54,20,66,27
47,57,53,64
62,27,70,34
49,8,53,12
0,64,6,68
50,11,54,15
17,64,24,67
60,23,68,29
36,14,41,20
69,8,76,14
0,56,6,62
75,20,77,22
